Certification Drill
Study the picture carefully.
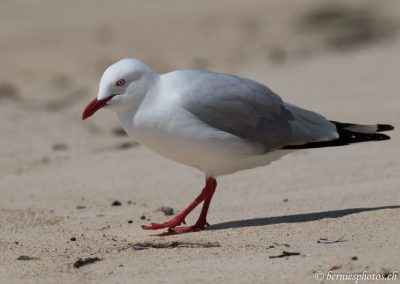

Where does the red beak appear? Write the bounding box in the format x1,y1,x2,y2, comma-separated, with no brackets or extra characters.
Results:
82,95,115,120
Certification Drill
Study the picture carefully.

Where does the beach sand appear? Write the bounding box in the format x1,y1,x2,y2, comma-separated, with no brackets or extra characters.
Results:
0,0,399,283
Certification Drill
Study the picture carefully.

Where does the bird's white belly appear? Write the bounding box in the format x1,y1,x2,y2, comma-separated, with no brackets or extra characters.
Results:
127,125,241,174
119,111,291,176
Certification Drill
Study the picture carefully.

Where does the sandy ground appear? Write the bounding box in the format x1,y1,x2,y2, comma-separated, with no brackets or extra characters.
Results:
0,0,399,283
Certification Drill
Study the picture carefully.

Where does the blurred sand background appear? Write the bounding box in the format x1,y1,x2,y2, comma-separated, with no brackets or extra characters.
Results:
0,0,399,283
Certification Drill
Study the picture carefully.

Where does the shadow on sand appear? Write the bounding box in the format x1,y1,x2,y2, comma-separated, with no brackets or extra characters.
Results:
208,205,400,231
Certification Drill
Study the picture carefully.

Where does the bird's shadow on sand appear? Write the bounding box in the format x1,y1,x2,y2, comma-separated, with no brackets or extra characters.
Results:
207,205,400,231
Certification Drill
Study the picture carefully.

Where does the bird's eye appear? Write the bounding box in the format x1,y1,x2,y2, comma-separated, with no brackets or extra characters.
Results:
116,79,125,86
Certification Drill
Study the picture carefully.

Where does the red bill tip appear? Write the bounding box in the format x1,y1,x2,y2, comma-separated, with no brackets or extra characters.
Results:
81,95,115,120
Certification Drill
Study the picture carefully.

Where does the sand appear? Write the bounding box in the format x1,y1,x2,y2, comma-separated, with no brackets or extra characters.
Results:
0,0,399,283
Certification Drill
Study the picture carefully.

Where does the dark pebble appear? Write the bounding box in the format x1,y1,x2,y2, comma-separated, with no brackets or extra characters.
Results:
157,206,174,216
111,200,122,206
53,143,68,151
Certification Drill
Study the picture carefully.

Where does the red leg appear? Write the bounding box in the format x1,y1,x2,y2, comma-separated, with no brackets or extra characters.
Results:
164,190,215,235
142,177,217,233
194,188,214,228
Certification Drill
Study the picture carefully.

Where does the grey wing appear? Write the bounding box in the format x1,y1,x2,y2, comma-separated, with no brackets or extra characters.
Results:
181,71,338,153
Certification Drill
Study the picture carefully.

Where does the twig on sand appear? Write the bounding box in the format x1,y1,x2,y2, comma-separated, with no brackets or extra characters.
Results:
130,241,221,250
317,236,346,244
17,255,41,261
269,251,301,258
73,257,102,268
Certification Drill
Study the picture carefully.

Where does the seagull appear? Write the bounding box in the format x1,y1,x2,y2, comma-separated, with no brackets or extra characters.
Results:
82,58,394,235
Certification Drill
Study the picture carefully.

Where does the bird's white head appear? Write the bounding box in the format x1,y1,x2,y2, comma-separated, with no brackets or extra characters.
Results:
82,58,158,120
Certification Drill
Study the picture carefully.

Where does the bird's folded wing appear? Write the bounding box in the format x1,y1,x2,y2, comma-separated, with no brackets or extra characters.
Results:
181,71,338,153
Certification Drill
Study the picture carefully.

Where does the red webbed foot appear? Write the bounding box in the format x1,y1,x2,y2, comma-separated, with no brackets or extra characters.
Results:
142,216,186,230
154,222,209,236
142,177,217,235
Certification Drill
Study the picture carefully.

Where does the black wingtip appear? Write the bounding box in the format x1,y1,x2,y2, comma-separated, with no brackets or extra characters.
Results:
377,124,394,132
374,133,391,140
281,121,393,150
